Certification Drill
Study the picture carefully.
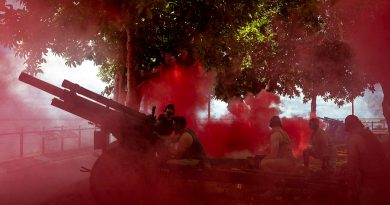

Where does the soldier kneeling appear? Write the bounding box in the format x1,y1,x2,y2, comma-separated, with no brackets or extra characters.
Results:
303,118,336,173
261,116,296,172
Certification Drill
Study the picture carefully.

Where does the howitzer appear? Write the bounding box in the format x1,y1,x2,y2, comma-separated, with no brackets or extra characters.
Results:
18,72,156,145
319,117,344,126
319,117,348,144
19,73,174,204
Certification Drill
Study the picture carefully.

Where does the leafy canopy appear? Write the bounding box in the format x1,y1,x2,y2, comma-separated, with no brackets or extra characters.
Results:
0,0,374,105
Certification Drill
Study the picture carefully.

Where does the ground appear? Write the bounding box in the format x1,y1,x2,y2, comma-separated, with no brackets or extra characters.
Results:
40,146,350,205
0,148,97,205
2,143,384,205
42,179,97,205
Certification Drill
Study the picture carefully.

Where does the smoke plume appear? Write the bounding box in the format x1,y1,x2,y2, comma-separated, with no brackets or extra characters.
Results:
140,61,311,157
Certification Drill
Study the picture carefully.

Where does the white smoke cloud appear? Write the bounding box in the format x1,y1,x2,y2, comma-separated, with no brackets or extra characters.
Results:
1,48,107,130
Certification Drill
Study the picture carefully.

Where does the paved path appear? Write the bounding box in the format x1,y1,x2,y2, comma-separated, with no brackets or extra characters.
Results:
0,149,98,205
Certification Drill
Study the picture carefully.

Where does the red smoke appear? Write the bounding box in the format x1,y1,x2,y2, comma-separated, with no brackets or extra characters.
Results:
281,118,311,156
199,91,280,157
140,60,215,126
140,61,311,157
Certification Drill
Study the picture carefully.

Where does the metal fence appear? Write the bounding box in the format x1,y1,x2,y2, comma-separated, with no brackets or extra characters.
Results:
335,118,389,134
0,117,387,162
0,125,96,163
360,118,388,130
320,117,387,130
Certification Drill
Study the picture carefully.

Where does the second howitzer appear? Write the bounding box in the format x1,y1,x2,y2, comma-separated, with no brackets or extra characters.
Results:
18,72,156,146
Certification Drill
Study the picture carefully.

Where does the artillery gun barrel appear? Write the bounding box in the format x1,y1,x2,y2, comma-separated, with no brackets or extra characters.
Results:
19,72,64,98
319,117,344,124
51,97,143,140
62,79,145,119
18,72,148,141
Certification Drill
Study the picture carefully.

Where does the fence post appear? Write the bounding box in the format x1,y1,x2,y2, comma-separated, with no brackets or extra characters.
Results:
20,128,24,158
78,125,81,148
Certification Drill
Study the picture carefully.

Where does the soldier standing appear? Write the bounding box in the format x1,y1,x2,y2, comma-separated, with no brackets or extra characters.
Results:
345,115,390,205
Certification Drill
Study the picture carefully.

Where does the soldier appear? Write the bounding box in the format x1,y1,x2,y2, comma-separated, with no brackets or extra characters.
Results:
155,104,176,141
167,116,208,167
163,103,175,120
261,116,295,172
153,104,176,159
303,118,336,172
345,115,390,205
156,103,175,126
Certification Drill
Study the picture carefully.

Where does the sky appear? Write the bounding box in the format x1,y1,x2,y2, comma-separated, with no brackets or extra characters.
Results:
6,50,384,121
0,49,105,131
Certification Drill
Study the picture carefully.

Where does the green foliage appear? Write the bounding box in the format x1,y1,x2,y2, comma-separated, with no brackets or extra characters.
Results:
237,2,279,45
97,63,117,96
0,0,376,107
300,39,375,106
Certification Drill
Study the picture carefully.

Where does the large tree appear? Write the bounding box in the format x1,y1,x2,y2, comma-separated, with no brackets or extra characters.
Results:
0,0,379,121
0,0,265,108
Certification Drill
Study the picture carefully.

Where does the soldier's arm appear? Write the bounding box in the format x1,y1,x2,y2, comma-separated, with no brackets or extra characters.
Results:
170,132,193,156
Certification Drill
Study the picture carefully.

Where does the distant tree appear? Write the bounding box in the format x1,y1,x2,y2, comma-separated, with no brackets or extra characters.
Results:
241,0,377,116
297,1,375,115
300,39,375,115
334,0,390,136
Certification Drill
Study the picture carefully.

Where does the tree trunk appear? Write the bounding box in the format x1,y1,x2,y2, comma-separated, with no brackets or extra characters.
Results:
310,94,317,118
124,28,140,110
113,72,120,102
113,69,127,104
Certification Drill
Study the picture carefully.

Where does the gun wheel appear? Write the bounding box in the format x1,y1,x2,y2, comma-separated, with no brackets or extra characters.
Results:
90,142,179,205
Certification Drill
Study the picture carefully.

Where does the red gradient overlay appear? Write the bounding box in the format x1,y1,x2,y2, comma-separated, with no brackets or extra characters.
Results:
336,0,390,82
